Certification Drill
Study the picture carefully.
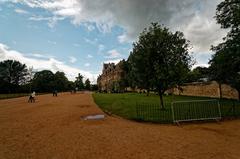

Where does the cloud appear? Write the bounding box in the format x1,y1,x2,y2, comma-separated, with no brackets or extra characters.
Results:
5,0,230,70
98,44,105,53
192,64,209,69
28,53,50,59
12,0,227,62
84,38,98,45
0,43,97,83
105,49,121,59
193,51,213,68
87,54,93,58
83,23,95,31
69,56,77,63
180,11,227,53
29,15,65,28
73,43,80,47
47,40,57,45
14,8,29,14
84,63,90,67
118,33,130,43
104,59,122,64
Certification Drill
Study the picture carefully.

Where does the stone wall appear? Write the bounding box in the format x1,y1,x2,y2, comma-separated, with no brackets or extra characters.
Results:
173,81,238,99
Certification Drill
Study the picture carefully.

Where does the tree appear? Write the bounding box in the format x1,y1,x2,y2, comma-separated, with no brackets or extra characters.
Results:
90,84,98,91
210,0,240,100
215,0,240,31
209,52,230,99
53,71,69,91
0,60,28,93
32,70,55,92
116,60,129,92
128,23,192,108
128,43,154,95
84,78,91,90
75,73,84,90
186,67,209,83
67,81,76,90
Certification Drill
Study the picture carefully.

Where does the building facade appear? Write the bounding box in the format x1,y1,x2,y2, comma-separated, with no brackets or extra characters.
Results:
97,60,126,92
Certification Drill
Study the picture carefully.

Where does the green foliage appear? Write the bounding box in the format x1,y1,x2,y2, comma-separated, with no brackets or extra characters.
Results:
118,60,129,90
75,73,84,90
32,70,55,92
67,81,76,90
0,60,90,93
53,71,69,91
84,78,91,90
90,84,98,91
0,60,28,93
32,70,70,92
128,23,192,108
186,67,209,82
209,52,229,83
210,0,240,99
215,0,240,29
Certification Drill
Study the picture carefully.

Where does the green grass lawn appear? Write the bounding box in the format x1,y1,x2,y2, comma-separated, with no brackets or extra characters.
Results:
93,93,240,123
0,93,47,100
0,93,30,100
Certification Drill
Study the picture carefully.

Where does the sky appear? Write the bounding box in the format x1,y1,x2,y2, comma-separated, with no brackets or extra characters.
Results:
0,0,227,83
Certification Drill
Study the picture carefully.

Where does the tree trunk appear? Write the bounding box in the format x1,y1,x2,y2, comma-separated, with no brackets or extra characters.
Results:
218,83,222,99
158,90,164,109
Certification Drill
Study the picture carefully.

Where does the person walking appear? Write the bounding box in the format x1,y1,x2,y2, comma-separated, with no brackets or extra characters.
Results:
53,90,58,97
28,91,36,103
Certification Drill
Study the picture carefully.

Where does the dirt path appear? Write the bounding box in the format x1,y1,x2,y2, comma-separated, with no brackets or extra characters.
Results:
1,92,240,159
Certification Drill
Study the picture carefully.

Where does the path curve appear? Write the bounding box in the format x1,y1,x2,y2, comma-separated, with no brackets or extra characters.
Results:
0,92,240,159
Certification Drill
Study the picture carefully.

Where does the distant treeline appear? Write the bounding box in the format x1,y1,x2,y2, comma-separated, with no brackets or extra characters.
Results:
0,60,97,93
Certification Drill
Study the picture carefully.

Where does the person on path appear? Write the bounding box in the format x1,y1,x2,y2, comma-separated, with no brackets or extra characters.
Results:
52,90,58,97
28,91,36,103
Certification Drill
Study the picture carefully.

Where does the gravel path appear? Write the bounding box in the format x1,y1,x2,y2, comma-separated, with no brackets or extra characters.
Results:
0,92,240,159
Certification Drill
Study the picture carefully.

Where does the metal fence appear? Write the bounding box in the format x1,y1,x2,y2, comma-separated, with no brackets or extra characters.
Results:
220,100,240,118
172,100,221,123
136,102,172,123
136,99,240,123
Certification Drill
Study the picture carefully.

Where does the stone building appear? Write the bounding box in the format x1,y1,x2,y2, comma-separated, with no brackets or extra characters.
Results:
97,60,126,92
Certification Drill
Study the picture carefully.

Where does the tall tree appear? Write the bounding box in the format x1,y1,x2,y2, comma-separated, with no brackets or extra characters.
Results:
0,60,28,85
210,0,240,99
128,23,192,108
128,45,154,95
209,52,230,99
116,60,129,92
75,73,84,90
67,81,76,90
53,71,69,91
32,70,55,92
84,78,91,90
0,60,28,93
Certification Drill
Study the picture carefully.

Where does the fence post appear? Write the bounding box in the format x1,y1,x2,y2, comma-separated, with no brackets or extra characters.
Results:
136,102,138,120
232,99,236,117
217,100,222,119
171,102,175,123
